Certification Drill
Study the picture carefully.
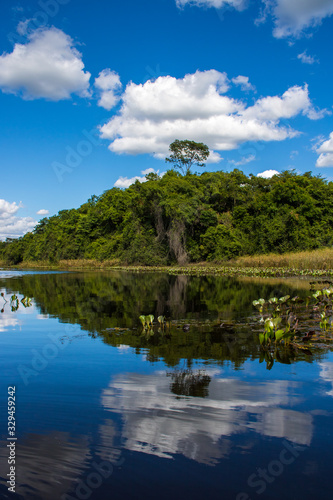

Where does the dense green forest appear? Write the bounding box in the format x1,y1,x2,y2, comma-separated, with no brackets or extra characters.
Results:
1,168,333,265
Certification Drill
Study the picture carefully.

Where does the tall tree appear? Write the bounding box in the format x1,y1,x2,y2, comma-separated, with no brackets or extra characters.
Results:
165,140,210,175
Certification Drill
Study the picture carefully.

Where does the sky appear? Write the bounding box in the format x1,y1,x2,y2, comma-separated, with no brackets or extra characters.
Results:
1,0,333,240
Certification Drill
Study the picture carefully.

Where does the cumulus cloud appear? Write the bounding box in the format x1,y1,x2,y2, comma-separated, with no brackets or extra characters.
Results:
176,0,247,9
114,169,165,189
94,69,122,110
262,0,333,38
0,27,91,100
100,70,325,160
315,132,333,167
297,51,318,65
0,199,36,240
241,84,326,121
257,169,280,178
232,75,256,92
36,209,49,215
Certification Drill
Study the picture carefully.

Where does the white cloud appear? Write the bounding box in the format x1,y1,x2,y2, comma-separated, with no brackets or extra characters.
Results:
0,199,36,240
315,132,333,167
114,168,165,188
229,154,256,166
36,209,49,215
100,70,325,160
297,51,318,65
241,84,327,121
0,27,91,100
94,69,122,110
232,75,256,92
266,0,333,38
257,169,280,178
0,199,22,218
179,0,333,38
176,0,247,9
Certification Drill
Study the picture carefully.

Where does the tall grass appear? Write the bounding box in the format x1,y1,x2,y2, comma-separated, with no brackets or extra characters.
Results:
230,248,333,270
2,248,333,272
58,259,120,269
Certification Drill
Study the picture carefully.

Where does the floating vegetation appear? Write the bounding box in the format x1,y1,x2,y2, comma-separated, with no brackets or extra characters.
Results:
139,314,155,329
108,265,333,279
253,285,333,350
0,293,32,313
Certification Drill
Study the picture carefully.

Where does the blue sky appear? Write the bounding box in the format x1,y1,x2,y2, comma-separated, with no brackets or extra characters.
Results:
1,0,333,239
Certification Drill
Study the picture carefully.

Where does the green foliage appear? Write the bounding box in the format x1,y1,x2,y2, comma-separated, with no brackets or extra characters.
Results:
165,139,210,175
1,169,333,266
254,286,333,347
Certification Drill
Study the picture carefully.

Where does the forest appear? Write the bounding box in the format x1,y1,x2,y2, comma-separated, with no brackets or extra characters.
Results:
1,168,333,266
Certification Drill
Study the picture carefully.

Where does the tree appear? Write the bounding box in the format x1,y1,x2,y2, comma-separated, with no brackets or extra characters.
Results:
165,139,210,175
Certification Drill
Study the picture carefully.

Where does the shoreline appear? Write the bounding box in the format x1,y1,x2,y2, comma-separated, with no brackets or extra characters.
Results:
1,259,332,279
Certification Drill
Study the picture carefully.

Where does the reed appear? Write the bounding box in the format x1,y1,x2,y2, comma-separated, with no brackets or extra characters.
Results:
2,248,332,275
229,248,333,270
57,259,121,269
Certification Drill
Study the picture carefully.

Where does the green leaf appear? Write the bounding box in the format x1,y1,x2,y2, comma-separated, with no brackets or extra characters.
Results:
272,317,282,328
275,329,285,342
279,295,290,303
139,315,146,326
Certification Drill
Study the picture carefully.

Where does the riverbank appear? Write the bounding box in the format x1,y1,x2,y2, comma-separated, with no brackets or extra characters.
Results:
1,248,333,278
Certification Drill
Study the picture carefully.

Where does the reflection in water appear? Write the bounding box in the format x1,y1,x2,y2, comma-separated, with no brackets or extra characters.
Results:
0,432,90,500
1,271,332,499
320,362,333,397
101,370,313,465
0,315,20,332
2,271,330,368
167,369,211,398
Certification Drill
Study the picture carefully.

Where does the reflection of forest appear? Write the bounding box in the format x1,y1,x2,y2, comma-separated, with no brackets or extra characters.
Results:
1,271,322,367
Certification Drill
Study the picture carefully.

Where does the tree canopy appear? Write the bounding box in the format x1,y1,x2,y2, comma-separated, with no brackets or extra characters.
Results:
165,140,210,175
1,169,332,266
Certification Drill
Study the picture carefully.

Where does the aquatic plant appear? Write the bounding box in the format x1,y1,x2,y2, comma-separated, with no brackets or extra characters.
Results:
139,314,155,331
0,293,32,313
253,286,333,347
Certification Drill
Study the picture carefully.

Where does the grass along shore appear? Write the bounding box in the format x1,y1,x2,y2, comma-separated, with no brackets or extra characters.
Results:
1,248,333,278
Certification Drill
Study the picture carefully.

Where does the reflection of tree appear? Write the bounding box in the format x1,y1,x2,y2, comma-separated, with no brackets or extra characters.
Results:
101,371,314,465
2,271,324,368
167,369,211,398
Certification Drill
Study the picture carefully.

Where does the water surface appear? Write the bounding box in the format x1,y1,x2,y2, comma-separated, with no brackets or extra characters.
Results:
0,270,332,500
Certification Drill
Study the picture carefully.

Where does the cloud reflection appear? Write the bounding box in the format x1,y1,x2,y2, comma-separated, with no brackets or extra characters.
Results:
320,362,333,397
101,370,313,464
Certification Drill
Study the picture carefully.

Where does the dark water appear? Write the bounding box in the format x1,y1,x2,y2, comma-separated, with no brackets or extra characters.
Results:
0,270,332,500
